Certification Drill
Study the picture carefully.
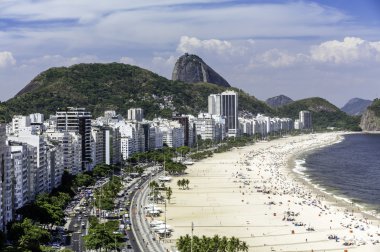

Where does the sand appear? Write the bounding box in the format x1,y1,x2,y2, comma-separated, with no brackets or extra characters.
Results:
157,133,380,252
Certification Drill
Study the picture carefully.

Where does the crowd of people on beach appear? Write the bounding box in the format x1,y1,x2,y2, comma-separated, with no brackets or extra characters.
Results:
232,134,380,250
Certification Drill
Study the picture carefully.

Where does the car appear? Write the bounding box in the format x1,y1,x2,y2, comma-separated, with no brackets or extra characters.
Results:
126,244,132,249
73,224,79,228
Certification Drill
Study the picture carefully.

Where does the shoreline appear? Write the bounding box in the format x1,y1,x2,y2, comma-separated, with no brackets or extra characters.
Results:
287,133,380,225
160,132,380,252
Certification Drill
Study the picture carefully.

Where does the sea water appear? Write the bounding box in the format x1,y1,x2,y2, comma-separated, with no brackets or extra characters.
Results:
298,134,380,216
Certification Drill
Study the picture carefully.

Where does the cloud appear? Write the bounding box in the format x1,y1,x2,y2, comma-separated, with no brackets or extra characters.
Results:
252,49,308,68
177,36,237,55
0,51,16,68
310,37,380,64
22,54,101,67
119,56,136,65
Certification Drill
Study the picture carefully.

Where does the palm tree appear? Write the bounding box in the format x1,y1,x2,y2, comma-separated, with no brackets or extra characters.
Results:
166,187,173,203
239,241,249,252
177,179,182,189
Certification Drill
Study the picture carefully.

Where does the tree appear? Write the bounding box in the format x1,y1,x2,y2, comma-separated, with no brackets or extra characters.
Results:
176,235,248,252
8,218,51,252
166,187,173,203
74,173,95,187
84,220,124,251
177,179,182,189
185,179,190,189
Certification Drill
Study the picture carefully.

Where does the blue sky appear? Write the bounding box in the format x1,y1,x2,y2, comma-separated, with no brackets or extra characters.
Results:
0,0,380,106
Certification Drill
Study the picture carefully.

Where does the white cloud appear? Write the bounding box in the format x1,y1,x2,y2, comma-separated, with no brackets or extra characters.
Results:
0,51,16,68
310,37,380,64
252,49,308,68
177,36,236,55
119,56,136,65
21,54,101,68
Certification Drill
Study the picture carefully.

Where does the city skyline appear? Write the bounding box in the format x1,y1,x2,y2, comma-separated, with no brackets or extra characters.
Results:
1,0,380,106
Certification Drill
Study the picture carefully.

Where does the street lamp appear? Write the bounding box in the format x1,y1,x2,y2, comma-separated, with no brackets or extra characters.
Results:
191,222,194,252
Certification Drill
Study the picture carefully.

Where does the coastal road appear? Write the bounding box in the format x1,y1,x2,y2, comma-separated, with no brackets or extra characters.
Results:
67,213,87,252
131,173,166,252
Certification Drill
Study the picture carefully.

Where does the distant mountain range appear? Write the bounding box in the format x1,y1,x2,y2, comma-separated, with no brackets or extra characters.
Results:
266,95,293,108
341,98,372,116
277,97,360,130
0,54,361,131
0,62,270,121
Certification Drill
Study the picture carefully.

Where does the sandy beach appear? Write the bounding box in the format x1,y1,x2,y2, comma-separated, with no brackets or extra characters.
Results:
158,133,380,252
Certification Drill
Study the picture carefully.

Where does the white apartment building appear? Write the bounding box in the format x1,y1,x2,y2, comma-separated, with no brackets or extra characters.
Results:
9,143,29,211
45,143,64,191
44,131,82,175
116,121,137,160
208,94,222,115
8,132,48,196
0,124,11,230
11,115,31,134
159,120,184,148
195,113,225,142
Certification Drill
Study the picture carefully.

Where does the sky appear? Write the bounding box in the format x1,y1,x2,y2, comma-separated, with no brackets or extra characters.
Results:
1,0,380,107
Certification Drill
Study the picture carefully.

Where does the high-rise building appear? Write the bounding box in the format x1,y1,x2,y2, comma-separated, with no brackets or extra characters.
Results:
299,111,312,130
8,141,30,210
91,126,121,165
127,108,144,122
0,124,11,231
208,94,222,115
8,132,47,196
221,91,238,137
56,107,92,170
172,114,196,147
208,91,238,137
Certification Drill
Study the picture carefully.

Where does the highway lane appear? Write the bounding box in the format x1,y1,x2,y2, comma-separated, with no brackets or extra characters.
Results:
131,173,166,252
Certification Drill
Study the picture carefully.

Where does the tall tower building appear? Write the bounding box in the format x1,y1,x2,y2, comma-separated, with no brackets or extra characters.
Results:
0,124,11,231
299,110,312,130
208,94,221,115
56,107,92,170
221,91,238,137
128,108,144,122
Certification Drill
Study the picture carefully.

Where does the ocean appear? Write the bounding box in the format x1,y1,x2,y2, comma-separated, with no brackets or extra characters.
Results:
295,133,380,216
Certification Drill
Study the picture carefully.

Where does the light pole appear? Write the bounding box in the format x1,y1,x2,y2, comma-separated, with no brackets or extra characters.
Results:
191,222,194,252
164,199,167,239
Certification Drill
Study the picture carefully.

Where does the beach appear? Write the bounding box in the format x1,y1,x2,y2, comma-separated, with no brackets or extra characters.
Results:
159,132,380,252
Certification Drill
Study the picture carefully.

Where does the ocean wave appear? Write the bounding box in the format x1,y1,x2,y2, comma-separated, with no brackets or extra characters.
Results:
293,159,306,175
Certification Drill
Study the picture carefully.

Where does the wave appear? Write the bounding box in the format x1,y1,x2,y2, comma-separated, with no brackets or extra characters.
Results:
292,159,306,175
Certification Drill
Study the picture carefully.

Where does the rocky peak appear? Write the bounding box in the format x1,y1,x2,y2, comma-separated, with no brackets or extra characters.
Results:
341,98,372,116
172,53,230,87
266,95,293,108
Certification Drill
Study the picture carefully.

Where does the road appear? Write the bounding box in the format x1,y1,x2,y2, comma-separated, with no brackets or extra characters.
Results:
131,173,166,252
67,212,87,252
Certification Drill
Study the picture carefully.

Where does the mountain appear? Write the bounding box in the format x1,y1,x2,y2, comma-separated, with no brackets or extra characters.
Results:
0,63,271,121
360,99,380,131
277,97,361,131
341,98,372,116
172,53,230,87
266,95,293,108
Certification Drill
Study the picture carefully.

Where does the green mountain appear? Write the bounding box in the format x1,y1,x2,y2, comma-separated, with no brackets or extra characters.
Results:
277,97,361,131
0,63,272,121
